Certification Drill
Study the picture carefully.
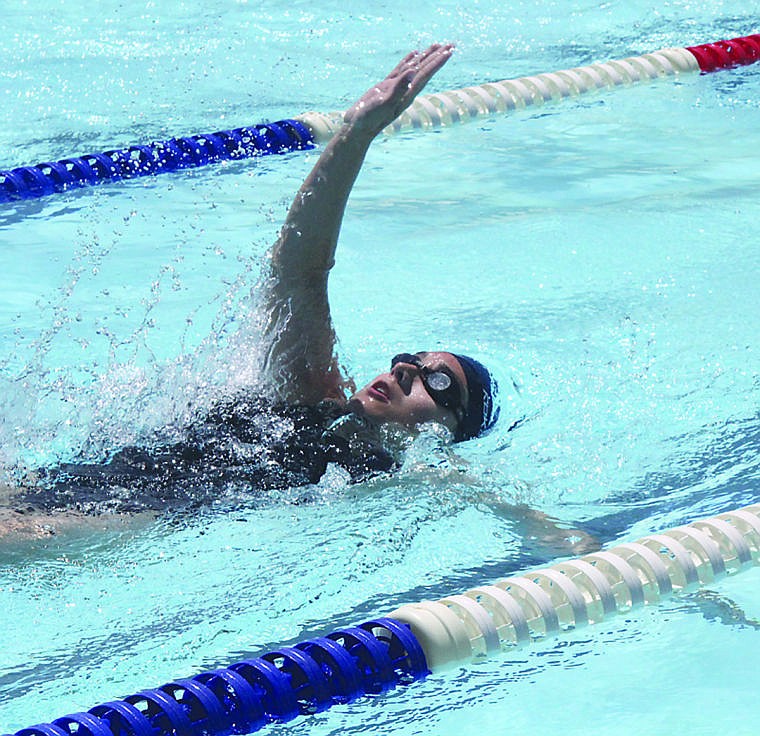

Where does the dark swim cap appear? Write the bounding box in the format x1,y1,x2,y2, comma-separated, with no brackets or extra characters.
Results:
452,353,499,441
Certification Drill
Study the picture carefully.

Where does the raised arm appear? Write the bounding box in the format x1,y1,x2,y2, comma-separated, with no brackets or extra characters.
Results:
260,44,454,405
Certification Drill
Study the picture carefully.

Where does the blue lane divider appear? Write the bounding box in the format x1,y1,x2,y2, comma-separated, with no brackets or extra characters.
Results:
6,617,429,736
0,119,315,204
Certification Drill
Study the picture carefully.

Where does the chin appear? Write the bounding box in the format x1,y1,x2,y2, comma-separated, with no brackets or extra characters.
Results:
347,394,397,427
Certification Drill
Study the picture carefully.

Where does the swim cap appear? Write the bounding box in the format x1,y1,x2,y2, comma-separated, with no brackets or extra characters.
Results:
452,353,499,441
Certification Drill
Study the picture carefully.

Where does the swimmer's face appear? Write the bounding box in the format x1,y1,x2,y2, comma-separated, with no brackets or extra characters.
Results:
348,351,468,436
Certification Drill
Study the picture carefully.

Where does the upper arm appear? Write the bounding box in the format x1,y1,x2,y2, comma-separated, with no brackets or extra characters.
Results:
258,257,348,406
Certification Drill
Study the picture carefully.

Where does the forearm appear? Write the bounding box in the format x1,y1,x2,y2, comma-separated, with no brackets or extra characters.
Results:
270,43,453,281
271,122,375,281
474,495,601,556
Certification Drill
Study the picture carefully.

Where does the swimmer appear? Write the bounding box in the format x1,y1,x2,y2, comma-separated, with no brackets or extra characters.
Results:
3,45,595,554
2,46,488,526
260,43,496,440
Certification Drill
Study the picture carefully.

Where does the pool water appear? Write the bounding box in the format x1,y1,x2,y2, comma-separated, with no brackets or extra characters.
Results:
1,1,759,734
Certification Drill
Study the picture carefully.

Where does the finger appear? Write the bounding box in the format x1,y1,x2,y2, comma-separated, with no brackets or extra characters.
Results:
387,43,448,81
407,42,451,70
385,50,422,81
405,44,454,96
411,44,454,80
414,43,450,67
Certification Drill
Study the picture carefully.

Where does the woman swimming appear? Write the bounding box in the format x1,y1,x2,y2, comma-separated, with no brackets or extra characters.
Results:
3,46,595,554
5,46,496,519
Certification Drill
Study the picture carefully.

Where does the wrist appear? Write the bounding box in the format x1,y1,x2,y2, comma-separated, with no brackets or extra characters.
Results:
325,123,375,158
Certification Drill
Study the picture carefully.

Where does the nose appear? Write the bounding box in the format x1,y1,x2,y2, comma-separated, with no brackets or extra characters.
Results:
391,360,419,395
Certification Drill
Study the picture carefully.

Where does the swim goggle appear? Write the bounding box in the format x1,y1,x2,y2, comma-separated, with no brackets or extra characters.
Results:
390,353,466,422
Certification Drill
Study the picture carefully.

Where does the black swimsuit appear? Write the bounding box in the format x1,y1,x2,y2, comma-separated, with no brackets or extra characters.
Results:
22,395,395,515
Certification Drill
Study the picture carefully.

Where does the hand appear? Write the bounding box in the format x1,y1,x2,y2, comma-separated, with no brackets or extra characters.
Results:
343,43,454,137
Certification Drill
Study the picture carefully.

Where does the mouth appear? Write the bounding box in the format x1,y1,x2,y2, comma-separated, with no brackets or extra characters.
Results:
367,380,391,403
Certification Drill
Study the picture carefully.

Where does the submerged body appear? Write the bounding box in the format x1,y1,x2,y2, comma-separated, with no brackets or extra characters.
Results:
23,397,395,516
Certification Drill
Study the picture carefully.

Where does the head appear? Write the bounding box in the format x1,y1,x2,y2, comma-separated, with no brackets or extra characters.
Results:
348,350,498,442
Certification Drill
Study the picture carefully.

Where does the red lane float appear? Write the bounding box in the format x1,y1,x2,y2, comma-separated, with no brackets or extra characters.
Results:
687,33,760,72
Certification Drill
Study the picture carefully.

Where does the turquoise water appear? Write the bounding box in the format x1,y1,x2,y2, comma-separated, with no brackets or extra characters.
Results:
1,1,759,734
